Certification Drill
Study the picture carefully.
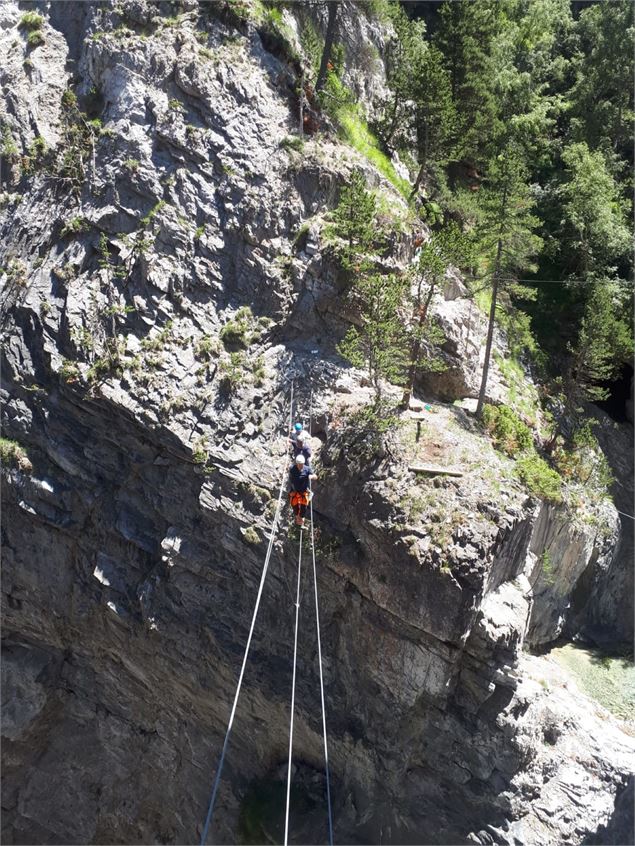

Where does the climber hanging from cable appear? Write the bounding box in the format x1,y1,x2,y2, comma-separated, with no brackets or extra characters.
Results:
288,453,316,527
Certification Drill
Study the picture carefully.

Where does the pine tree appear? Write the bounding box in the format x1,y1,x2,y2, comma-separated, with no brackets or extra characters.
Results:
566,279,633,405
558,141,631,276
475,142,542,418
373,7,427,151
568,0,634,163
401,223,473,408
330,169,378,272
338,272,409,405
409,45,456,196
434,0,503,165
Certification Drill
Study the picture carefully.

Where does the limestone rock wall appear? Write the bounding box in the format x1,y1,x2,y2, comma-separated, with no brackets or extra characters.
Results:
1,3,633,845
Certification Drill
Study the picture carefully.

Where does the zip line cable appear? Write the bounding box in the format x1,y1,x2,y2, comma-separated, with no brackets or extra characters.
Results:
284,527,304,846
199,381,295,846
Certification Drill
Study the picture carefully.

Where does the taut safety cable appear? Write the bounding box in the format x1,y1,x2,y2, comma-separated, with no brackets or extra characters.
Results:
284,525,304,846
283,386,334,846
308,477,334,846
199,381,295,846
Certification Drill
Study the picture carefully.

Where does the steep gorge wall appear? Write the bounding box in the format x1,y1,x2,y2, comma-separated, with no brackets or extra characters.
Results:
1,3,633,845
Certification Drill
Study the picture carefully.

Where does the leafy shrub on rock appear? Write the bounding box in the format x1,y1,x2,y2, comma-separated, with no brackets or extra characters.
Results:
482,403,533,456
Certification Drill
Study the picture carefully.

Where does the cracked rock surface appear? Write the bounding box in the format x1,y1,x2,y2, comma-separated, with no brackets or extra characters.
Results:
1,3,633,844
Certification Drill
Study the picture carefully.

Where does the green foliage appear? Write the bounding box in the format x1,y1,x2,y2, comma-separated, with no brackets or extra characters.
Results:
195,335,220,361
338,272,409,403
482,404,533,456
140,199,166,227
241,526,260,546
21,135,48,175
280,135,304,153
219,306,255,349
1,123,18,157
540,550,556,586
566,280,633,405
516,453,563,503
192,437,209,465
321,72,410,198
219,351,245,392
194,225,205,239
341,400,401,460
328,169,378,273
140,320,173,352
59,359,81,383
51,89,100,192
123,158,140,172
568,0,634,161
552,421,614,495
19,12,44,31
0,438,32,473
61,216,88,237
434,0,503,164
410,44,456,181
557,142,631,275
27,29,45,47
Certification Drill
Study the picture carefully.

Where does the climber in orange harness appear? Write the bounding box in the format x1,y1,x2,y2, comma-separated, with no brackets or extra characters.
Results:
288,453,316,527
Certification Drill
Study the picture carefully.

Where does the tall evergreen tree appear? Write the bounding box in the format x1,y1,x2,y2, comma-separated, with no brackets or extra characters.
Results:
568,0,634,163
475,143,542,418
565,279,633,406
434,0,503,164
557,141,631,277
410,45,456,196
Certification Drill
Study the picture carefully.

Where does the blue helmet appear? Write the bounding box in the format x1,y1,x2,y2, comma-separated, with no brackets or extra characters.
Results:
294,423,302,432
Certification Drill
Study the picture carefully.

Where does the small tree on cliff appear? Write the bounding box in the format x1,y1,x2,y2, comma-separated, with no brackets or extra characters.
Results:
401,222,473,408
330,169,378,273
338,272,409,406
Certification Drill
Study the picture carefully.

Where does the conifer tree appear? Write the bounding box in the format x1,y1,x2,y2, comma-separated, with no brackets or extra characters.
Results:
434,0,502,164
338,272,409,405
557,141,631,276
566,280,633,406
410,45,456,196
475,143,542,418
330,169,378,272
401,223,473,408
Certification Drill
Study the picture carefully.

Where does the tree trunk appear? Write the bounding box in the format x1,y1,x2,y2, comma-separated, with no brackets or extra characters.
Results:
410,162,426,199
475,241,502,419
316,2,339,93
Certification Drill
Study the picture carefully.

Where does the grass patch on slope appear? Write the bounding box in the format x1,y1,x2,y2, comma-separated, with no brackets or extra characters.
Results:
322,73,410,200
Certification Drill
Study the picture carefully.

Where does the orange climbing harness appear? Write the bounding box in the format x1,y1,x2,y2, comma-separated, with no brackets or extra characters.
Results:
289,490,310,510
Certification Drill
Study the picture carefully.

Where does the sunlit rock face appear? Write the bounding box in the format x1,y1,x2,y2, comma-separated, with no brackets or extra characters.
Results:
1,3,633,844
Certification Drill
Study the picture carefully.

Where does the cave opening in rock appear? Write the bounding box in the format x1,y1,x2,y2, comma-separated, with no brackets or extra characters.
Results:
595,362,634,424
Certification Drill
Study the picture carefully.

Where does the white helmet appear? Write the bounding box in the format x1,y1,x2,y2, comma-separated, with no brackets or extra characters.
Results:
295,454,306,464
297,430,310,443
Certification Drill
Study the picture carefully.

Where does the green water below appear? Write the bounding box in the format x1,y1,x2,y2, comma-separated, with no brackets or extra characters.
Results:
549,642,635,721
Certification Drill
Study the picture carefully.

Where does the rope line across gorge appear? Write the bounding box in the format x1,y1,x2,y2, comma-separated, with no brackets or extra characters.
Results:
199,382,295,846
199,381,334,846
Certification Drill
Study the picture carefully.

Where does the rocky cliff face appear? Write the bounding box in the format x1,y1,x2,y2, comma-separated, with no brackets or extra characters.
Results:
1,3,633,845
